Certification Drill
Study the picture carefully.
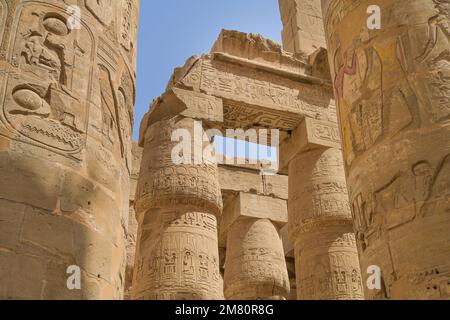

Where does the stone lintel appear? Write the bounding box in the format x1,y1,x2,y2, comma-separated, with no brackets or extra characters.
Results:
218,165,288,200
211,29,309,70
172,87,224,124
211,52,329,87
181,50,335,125
279,117,341,171
219,192,288,247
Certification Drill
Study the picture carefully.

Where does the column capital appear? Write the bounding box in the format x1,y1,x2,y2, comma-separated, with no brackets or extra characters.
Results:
219,192,288,247
139,87,223,147
279,117,342,171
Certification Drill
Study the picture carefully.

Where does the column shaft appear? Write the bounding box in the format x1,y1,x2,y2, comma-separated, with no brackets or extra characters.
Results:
0,0,138,299
224,218,290,300
133,116,223,300
288,148,364,299
322,0,450,299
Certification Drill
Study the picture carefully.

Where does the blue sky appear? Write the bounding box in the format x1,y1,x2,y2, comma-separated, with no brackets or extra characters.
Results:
134,0,283,140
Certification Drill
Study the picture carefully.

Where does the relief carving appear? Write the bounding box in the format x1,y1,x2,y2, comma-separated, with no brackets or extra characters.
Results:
0,0,138,300
334,30,423,167
136,117,223,216
1,4,94,156
296,233,364,300
0,1,5,53
120,0,137,54
416,0,450,123
224,219,290,300
182,57,334,121
352,154,450,247
132,211,223,300
85,0,113,26
223,100,301,131
98,64,119,148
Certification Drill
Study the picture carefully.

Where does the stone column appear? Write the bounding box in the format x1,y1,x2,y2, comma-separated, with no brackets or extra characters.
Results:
281,118,364,300
289,148,363,300
322,0,450,299
221,193,290,300
132,89,224,300
0,0,139,299
279,0,326,54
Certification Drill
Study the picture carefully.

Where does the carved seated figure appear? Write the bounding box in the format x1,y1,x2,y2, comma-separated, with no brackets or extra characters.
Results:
23,35,61,70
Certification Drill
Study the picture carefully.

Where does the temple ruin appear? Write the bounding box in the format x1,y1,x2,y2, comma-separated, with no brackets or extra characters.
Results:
0,0,449,300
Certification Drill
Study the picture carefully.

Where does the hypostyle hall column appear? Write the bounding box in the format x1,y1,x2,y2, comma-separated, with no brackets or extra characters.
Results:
0,0,139,299
132,89,224,300
221,193,290,300
322,0,450,299
289,148,363,300
281,118,364,300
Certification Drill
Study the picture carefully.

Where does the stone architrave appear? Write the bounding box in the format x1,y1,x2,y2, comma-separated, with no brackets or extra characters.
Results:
322,0,450,299
132,91,224,300
0,0,139,299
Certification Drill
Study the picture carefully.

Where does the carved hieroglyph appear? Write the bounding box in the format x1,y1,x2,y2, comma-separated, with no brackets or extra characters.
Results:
0,0,139,299
124,142,142,300
322,0,450,299
133,115,223,300
0,1,5,51
221,192,290,300
132,209,223,300
288,148,364,300
224,218,290,300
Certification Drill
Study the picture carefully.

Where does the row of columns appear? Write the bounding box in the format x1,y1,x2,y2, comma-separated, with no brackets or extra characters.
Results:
133,0,450,301
132,85,364,300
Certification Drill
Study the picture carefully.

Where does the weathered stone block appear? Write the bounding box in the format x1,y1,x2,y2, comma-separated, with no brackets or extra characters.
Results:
0,251,47,300
280,117,341,171
218,165,288,200
0,152,61,212
0,199,26,251
220,192,288,242
21,207,74,257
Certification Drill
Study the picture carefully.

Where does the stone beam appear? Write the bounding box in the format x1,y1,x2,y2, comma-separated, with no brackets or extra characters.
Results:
175,30,336,133
180,55,333,128
218,165,288,200
220,192,288,241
